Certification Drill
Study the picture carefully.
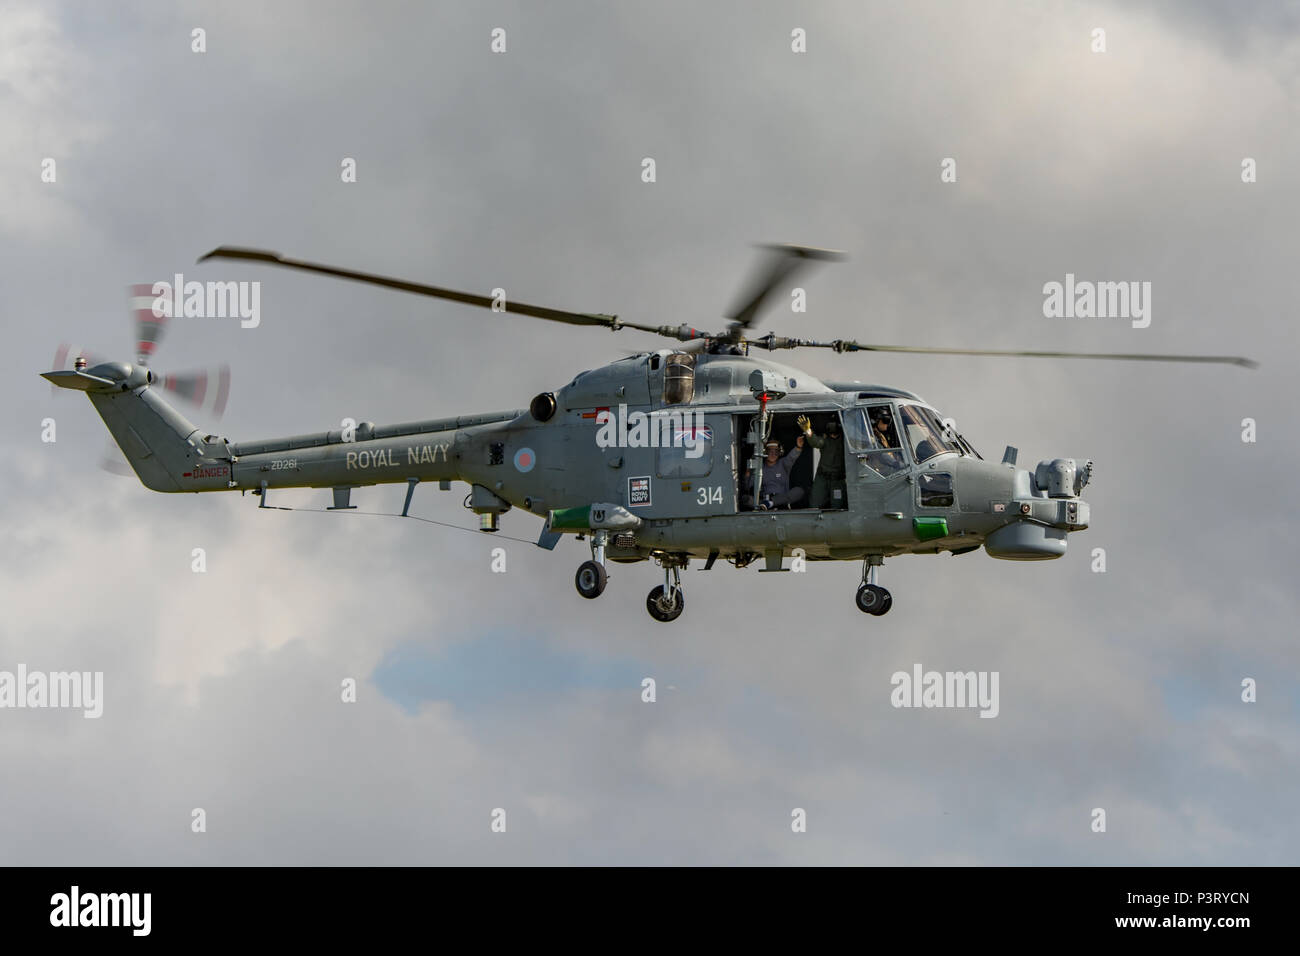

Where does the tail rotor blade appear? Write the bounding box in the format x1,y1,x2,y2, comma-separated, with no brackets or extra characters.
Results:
100,441,135,478
156,365,232,417
50,344,104,393
129,284,168,367
51,344,104,371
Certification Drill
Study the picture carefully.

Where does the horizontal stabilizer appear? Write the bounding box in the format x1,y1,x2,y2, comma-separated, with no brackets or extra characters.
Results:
41,369,119,392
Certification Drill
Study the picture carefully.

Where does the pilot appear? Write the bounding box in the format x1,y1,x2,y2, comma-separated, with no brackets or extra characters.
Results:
868,406,905,471
869,407,900,448
742,436,805,510
798,414,846,509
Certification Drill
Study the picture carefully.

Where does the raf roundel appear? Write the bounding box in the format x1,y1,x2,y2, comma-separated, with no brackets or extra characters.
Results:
514,447,536,472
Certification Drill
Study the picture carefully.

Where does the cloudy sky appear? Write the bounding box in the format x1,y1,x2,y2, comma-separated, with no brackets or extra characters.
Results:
2,0,1297,864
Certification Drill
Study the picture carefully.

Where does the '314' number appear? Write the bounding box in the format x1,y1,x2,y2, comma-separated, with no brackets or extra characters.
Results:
696,486,723,505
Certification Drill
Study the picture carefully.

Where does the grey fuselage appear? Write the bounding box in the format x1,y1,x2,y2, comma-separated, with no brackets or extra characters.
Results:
57,351,1091,564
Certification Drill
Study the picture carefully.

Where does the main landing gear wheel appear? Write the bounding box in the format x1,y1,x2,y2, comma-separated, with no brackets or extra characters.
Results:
856,583,892,616
647,558,686,622
575,560,607,599
646,585,685,622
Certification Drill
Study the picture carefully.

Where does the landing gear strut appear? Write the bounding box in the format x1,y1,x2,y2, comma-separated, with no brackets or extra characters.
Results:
856,556,892,616
574,530,609,599
646,557,686,622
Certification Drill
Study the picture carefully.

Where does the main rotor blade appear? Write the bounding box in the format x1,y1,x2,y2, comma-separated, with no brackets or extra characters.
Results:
726,244,845,330
198,246,671,334
833,341,1258,368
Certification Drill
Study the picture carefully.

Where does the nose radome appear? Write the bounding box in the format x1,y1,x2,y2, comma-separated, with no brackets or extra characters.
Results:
985,523,1069,560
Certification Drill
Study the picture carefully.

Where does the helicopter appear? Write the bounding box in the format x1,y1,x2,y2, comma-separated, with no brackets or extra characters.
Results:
42,244,1256,622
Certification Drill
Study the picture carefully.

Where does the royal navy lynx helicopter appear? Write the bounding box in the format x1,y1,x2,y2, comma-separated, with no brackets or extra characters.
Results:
43,245,1256,622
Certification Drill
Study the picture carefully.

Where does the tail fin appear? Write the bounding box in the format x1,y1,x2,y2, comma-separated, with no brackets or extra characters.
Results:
43,362,205,492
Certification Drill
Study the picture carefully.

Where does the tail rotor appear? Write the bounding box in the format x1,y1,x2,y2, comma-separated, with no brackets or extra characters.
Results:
51,284,233,476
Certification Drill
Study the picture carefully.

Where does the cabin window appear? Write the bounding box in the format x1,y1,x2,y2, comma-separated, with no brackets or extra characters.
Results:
656,420,712,478
662,352,696,405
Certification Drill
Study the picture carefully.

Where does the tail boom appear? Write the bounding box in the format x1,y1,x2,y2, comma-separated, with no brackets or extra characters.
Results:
44,360,522,496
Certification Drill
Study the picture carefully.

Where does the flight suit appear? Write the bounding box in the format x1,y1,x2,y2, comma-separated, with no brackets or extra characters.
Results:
807,431,846,508
742,446,804,508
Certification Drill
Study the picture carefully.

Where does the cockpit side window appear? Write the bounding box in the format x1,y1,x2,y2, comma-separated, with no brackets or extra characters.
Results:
900,404,959,463
842,408,872,452
852,404,908,476
865,404,903,450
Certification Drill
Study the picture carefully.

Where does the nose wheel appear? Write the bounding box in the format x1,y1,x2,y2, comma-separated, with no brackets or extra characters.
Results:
645,558,686,622
856,557,892,616
855,584,892,615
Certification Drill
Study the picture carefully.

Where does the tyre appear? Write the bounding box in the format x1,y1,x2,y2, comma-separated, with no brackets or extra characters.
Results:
645,585,685,622
856,583,886,615
575,560,607,599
